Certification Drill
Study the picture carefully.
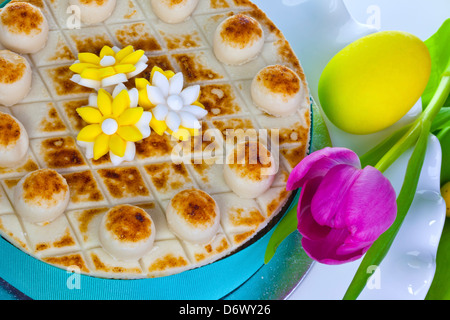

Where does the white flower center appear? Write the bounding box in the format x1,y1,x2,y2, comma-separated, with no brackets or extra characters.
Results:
100,55,116,67
102,118,119,135
167,94,184,111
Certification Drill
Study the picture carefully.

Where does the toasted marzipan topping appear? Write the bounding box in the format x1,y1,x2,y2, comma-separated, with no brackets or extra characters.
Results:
105,205,153,243
220,14,262,49
1,2,44,35
163,0,187,7
23,169,68,205
171,189,217,228
0,50,27,84
0,113,21,147
256,65,301,96
80,0,107,5
228,141,272,181
10,0,44,9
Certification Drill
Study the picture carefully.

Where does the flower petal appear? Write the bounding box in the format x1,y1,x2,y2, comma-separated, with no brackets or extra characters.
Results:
77,124,102,142
70,62,98,74
102,73,128,88
297,177,332,241
109,134,127,158
166,111,181,133
117,107,144,126
76,107,103,124
124,141,136,161
169,72,184,95
117,125,143,142
78,52,101,65
340,165,397,242
309,164,360,229
97,89,113,116
94,133,111,160
114,64,136,75
179,111,201,129
100,46,116,58
147,85,166,105
180,85,200,106
78,78,101,90
120,49,145,65
150,117,168,136
152,104,169,121
128,88,139,108
89,93,98,108
126,61,148,79
112,83,127,98
109,141,136,166
115,45,134,63
135,77,150,91
287,147,361,191
152,71,170,97
311,164,396,238
77,141,94,160
112,89,131,116
182,105,208,119
135,111,152,139
301,228,363,265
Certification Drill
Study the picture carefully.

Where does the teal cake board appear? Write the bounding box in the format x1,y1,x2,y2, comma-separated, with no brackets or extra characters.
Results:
0,200,295,300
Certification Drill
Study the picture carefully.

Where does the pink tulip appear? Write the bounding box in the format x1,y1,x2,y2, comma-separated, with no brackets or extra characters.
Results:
287,147,397,265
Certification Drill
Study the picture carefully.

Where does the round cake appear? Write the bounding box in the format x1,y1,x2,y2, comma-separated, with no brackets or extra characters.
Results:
0,0,311,280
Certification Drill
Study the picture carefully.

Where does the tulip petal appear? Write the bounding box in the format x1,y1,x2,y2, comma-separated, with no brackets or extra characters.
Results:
341,165,397,242
302,228,364,265
310,164,361,229
287,147,361,191
297,177,332,241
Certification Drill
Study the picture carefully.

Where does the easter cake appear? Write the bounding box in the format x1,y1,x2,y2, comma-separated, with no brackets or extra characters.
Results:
0,0,311,280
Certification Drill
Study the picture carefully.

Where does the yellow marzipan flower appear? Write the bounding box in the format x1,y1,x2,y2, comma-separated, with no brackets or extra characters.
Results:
76,85,152,165
70,45,149,90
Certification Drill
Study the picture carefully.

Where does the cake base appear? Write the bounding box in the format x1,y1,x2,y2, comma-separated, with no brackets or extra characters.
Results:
0,191,313,300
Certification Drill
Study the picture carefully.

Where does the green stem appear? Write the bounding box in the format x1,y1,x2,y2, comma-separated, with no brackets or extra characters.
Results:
344,73,450,300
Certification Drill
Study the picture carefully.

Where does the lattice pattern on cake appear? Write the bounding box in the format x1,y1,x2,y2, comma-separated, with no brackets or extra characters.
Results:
0,0,310,279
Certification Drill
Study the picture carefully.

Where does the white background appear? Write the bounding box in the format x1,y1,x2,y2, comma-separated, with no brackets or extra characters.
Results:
285,0,450,300
344,0,450,40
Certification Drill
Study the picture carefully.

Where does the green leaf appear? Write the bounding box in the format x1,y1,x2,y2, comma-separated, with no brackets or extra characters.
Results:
423,18,450,110
343,121,431,300
437,127,450,184
310,102,333,152
431,108,450,133
426,218,450,300
360,124,412,168
264,192,300,264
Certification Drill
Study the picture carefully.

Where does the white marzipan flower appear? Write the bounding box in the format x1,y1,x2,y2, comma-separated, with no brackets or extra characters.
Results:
146,70,208,133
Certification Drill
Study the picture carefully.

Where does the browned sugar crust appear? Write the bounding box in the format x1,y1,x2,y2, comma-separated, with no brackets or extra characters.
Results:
171,189,217,228
105,205,153,243
1,2,44,35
